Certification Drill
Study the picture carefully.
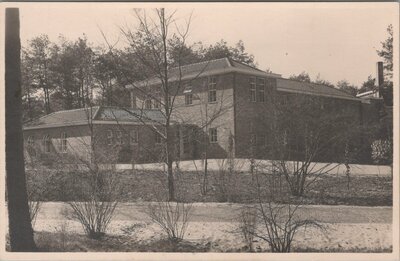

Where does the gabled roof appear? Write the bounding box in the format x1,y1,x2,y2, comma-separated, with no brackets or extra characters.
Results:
276,78,360,101
127,57,282,88
24,106,165,130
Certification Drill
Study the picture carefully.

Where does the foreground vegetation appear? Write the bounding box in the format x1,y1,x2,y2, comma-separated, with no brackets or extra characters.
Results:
27,169,392,206
6,231,392,253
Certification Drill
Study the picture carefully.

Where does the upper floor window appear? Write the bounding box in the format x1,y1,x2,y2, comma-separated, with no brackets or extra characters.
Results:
145,99,152,109
209,128,218,143
107,130,113,145
60,132,68,153
257,78,265,102
250,77,256,102
130,130,138,144
185,94,193,105
42,135,51,153
208,77,217,103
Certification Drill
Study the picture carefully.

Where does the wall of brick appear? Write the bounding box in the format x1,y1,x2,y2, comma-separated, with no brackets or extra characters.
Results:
23,123,166,165
233,73,368,163
171,73,236,160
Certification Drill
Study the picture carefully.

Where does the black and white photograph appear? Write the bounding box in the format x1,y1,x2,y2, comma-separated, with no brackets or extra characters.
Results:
1,2,399,260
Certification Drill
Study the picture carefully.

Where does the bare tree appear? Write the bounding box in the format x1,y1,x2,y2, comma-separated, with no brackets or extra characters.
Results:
5,8,37,251
97,8,234,201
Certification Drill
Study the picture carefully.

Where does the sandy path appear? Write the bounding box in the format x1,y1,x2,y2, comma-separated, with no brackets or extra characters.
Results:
35,202,392,223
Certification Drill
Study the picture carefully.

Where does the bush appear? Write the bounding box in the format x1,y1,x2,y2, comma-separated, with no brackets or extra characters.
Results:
146,201,193,243
67,166,122,239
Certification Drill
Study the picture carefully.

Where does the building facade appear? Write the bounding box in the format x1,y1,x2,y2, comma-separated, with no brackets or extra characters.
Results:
24,58,385,165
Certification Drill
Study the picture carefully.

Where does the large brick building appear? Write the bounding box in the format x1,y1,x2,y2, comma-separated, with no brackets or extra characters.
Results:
24,58,385,164
128,58,384,162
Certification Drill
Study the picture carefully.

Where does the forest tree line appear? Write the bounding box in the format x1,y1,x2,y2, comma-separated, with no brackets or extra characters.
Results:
21,24,393,122
21,35,256,121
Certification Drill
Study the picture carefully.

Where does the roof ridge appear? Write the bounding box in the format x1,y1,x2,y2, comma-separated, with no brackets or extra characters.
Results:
50,106,101,115
281,78,354,97
170,57,229,71
229,58,263,72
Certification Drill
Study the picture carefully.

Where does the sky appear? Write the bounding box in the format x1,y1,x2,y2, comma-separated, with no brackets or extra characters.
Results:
11,2,399,86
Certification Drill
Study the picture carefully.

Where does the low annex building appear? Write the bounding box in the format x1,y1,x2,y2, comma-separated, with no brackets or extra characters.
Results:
23,106,167,165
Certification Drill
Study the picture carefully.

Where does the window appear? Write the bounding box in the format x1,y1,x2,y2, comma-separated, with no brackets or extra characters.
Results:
155,133,162,144
107,130,113,145
208,77,217,103
183,83,192,94
280,95,288,106
27,136,34,147
183,130,190,154
168,96,172,107
257,78,265,102
60,132,68,153
153,99,161,109
209,128,218,143
259,134,266,147
116,131,123,145
250,133,257,146
250,77,256,102
283,130,288,147
153,89,161,109
130,130,138,144
42,135,51,153
185,94,193,105
145,99,152,109
130,92,137,109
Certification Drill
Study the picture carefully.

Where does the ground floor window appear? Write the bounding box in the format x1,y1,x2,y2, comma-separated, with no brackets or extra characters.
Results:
42,135,51,153
27,135,34,147
107,130,113,145
185,94,193,105
183,130,190,154
130,130,138,144
60,132,68,153
155,133,162,144
116,131,123,145
209,128,218,143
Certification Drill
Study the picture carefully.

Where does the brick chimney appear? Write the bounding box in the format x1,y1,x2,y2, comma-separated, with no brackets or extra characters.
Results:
376,61,384,98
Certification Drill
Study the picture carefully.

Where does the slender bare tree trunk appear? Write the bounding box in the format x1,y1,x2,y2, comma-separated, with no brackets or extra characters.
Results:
5,8,37,251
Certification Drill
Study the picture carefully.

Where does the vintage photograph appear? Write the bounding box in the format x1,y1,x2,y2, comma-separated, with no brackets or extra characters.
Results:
2,2,398,259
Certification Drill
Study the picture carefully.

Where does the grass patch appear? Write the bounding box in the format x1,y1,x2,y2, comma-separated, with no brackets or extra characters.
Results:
26,169,392,206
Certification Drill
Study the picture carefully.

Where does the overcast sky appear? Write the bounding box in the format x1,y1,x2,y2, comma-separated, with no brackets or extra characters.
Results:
12,2,398,86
